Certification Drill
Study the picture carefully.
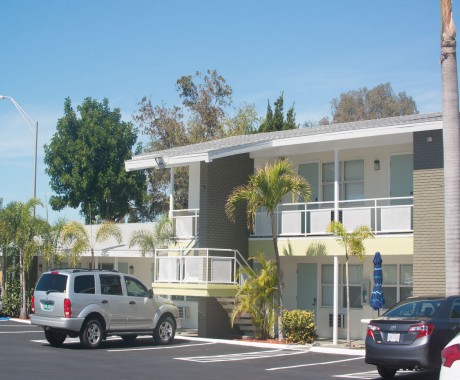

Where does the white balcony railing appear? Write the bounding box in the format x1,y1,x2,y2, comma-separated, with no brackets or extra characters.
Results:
172,209,199,238
154,248,252,285
252,197,413,237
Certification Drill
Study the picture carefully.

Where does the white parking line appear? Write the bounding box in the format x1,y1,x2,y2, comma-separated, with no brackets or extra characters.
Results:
266,356,363,371
176,349,307,363
108,342,215,352
333,370,379,379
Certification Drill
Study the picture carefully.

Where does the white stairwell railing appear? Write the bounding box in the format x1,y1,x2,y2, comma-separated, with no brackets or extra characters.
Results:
154,248,253,285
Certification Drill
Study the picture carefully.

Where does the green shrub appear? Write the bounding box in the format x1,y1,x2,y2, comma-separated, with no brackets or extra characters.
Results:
3,274,21,318
281,309,317,344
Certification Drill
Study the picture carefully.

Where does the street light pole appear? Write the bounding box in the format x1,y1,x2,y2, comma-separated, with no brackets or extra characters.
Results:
0,95,38,216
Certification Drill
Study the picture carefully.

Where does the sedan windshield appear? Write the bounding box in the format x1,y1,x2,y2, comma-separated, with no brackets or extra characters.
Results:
384,299,442,318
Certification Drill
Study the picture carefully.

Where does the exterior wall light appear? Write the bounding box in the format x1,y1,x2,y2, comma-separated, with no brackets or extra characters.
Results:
129,265,134,275
374,160,380,171
154,156,165,166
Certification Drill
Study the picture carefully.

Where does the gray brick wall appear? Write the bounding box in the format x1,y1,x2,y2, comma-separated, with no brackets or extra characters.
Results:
413,130,445,295
197,153,254,338
197,297,233,338
199,153,254,259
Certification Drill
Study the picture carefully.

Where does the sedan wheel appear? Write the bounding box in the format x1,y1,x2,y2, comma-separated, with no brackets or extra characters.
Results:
377,366,397,379
80,319,104,349
153,316,175,345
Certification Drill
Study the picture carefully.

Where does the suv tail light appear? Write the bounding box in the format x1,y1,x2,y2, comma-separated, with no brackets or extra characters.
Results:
408,323,434,339
64,298,72,318
442,343,460,368
31,296,35,313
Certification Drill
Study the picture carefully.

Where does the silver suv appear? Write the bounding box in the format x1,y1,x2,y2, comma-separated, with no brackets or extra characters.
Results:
30,269,179,349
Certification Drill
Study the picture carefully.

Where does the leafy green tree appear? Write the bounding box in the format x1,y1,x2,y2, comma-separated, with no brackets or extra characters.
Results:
224,103,259,136
44,97,146,223
176,69,233,143
61,221,122,268
258,93,298,132
328,82,418,124
441,0,460,295
326,221,374,347
133,99,189,218
231,252,278,340
134,70,252,217
226,159,311,339
0,198,45,319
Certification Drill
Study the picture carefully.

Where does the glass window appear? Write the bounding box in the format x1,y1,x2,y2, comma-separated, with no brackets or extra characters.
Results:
322,265,334,284
345,265,362,284
382,287,397,308
322,160,364,201
74,275,95,294
400,264,413,285
124,277,149,297
322,163,336,182
321,264,362,308
450,299,460,319
400,287,413,301
100,275,123,295
35,274,68,293
344,160,364,181
343,286,362,308
383,265,397,285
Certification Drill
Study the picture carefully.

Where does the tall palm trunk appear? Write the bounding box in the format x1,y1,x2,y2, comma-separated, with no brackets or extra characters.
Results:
441,0,460,296
19,251,27,319
270,213,284,340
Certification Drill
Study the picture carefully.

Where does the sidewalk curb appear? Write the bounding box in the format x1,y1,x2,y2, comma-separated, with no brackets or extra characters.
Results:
175,334,365,356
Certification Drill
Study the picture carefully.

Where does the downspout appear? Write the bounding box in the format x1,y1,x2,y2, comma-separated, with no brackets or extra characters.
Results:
333,149,339,346
169,167,174,218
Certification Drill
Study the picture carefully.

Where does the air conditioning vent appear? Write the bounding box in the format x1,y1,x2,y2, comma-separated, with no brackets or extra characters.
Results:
329,313,345,328
178,306,190,319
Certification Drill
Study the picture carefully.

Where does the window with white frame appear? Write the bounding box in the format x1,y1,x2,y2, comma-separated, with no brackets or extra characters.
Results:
322,160,364,201
321,264,363,308
381,264,413,309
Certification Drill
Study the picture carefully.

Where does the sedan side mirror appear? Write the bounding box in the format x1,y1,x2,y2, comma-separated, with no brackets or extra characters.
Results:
148,288,154,298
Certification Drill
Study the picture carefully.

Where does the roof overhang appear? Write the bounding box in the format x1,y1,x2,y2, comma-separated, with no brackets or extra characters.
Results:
125,117,443,172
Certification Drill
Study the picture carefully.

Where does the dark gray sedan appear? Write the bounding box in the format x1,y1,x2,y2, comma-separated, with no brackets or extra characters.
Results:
365,295,460,379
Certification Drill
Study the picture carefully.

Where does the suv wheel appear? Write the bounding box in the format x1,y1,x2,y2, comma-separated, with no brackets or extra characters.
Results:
377,366,397,379
154,315,175,345
80,319,104,349
44,330,67,347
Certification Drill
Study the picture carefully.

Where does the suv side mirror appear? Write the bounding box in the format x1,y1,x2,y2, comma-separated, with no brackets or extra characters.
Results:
148,288,154,298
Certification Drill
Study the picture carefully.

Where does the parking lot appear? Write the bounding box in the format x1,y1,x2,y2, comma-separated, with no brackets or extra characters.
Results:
0,319,440,380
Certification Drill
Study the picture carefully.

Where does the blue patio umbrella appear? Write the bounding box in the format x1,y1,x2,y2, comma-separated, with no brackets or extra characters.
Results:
370,252,385,315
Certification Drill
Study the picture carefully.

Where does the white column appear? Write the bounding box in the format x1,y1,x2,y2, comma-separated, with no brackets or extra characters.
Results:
169,167,174,218
334,149,339,221
333,256,339,346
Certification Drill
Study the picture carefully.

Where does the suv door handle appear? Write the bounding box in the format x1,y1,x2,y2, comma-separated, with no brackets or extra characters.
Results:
129,301,136,305
101,300,108,304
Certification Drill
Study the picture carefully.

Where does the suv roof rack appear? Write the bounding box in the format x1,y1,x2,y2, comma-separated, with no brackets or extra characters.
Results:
48,268,119,273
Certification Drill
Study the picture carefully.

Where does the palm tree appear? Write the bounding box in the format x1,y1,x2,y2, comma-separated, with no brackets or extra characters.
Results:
327,221,374,347
231,252,278,340
129,214,175,257
0,199,44,319
41,218,67,270
61,221,122,268
226,159,311,339
441,0,460,296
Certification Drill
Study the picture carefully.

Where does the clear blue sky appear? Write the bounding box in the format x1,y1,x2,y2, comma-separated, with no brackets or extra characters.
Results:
0,0,455,223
